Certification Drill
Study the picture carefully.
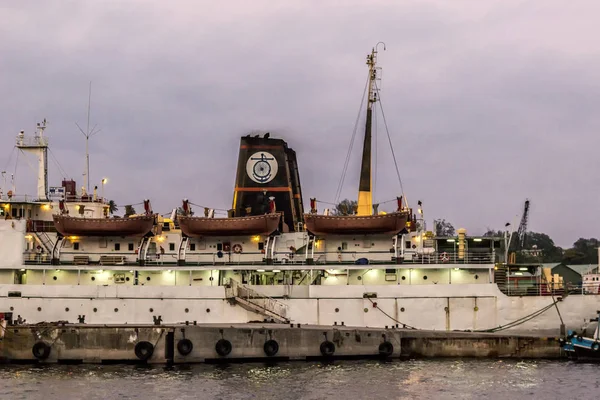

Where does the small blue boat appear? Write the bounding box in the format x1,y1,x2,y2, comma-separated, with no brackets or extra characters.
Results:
561,311,600,360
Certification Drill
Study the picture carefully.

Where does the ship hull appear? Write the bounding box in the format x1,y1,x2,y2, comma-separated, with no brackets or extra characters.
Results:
0,282,598,336
53,215,155,237
304,212,409,235
178,214,281,237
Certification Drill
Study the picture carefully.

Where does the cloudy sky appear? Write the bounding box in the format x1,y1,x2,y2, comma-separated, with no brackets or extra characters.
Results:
1,0,599,247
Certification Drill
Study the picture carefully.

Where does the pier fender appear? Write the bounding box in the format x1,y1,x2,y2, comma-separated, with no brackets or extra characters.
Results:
378,341,394,357
263,340,279,357
177,338,194,356
593,342,600,352
320,340,335,357
215,339,232,357
134,341,154,361
32,341,51,360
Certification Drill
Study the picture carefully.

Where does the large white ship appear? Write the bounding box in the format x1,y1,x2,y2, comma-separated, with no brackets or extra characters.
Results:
1,47,598,336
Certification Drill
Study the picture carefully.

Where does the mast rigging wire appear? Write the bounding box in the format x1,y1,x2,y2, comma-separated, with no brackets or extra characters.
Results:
334,75,370,205
373,80,407,207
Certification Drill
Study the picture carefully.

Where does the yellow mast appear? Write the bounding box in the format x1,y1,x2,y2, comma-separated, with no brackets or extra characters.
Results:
357,46,381,216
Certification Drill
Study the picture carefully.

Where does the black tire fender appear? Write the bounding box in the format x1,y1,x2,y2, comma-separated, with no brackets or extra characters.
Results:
134,341,154,361
320,340,335,357
215,339,232,357
263,339,279,357
177,338,193,356
379,341,394,357
32,341,51,360
592,341,600,352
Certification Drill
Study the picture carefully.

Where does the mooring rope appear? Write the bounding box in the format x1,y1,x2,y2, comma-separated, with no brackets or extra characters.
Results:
367,296,561,333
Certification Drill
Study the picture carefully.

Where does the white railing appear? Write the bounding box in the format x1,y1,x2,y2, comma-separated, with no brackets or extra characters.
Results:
401,251,495,264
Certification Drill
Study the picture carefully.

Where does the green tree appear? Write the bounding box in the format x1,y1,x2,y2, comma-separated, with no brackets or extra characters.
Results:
124,205,136,217
108,200,118,215
434,219,455,236
332,199,357,216
563,238,599,264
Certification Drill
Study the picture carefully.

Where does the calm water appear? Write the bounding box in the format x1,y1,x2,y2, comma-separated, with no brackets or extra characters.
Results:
0,360,597,400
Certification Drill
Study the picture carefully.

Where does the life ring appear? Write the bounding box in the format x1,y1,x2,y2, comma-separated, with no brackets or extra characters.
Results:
232,244,243,254
177,338,193,356
32,341,51,360
320,340,335,357
440,252,450,263
215,339,232,357
378,341,394,357
263,339,279,357
134,341,154,361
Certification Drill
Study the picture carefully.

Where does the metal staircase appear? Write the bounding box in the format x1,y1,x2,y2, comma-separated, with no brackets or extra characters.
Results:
225,279,290,323
35,232,54,254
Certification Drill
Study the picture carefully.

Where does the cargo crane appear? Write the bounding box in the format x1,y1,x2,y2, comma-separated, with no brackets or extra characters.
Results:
508,199,530,264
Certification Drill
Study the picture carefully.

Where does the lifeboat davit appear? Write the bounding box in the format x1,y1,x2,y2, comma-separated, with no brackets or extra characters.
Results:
53,214,155,237
53,199,155,237
303,211,409,236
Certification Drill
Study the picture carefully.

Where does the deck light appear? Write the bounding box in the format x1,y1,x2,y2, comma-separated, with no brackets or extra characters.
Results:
446,239,455,242
519,267,528,271
473,238,482,242
273,270,281,273
257,269,265,272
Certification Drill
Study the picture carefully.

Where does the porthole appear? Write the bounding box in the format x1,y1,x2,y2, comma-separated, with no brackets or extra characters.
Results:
475,275,479,280
357,276,362,281
335,308,340,313
146,276,151,281
91,276,96,281
93,308,98,312
53,276,57,281
9,306,14,311
363,308,368,313
474,306,479,311
401,276,406,281
185,308,189,313
149,308,154,313
209,277,214,281
125,277,130,282
114,308,119,312
400,307,405,312
206,308,211,313
423,276,428,280
65,307,69,312
37,307,42,312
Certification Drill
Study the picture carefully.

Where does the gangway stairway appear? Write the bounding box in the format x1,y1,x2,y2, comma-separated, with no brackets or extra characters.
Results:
35,231,54,254
225,279,290,323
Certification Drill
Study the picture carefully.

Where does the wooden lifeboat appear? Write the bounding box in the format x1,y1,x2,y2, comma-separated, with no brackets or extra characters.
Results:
177,199,282,237
178,213,282,237
53,199,155,237
303,211,409,236
53,214,155,237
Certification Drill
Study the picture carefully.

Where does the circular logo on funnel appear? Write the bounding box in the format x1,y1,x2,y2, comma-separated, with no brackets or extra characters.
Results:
246,152,278,184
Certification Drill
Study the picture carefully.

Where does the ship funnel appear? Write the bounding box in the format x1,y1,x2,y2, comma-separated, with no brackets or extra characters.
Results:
232,134,304,232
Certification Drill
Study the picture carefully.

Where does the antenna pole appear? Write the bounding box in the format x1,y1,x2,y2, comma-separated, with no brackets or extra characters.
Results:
76,81,101,194
86,82,91,193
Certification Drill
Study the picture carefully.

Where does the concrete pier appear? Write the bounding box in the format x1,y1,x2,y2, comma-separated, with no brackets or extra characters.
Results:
0,323,563,364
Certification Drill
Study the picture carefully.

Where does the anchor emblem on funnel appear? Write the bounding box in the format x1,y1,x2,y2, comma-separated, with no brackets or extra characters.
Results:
246,152,278,184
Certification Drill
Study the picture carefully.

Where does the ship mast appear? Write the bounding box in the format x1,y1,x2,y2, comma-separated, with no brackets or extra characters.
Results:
357,44,384,216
